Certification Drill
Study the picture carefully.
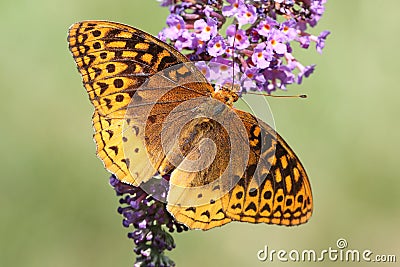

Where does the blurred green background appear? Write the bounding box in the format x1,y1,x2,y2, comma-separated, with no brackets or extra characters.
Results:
1,0,399,266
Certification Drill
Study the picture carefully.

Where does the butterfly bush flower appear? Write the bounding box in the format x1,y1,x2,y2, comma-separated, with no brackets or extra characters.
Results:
158,0,330,93
207,35,227,57
194,18,218,41
110,175,188,266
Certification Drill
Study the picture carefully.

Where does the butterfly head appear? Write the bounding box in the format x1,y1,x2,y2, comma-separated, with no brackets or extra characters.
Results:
211,84,239,107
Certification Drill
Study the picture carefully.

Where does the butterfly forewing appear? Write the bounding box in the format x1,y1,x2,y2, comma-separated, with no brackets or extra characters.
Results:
68,21,212,185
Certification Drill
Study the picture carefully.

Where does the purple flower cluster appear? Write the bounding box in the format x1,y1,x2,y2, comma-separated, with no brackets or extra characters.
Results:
158,0,330,93
110,175,188,267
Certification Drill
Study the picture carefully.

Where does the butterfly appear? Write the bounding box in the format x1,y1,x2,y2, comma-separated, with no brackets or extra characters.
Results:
68,20,313,230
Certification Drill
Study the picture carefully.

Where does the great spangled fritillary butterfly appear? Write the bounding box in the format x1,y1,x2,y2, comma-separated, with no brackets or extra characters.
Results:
68,21,313,230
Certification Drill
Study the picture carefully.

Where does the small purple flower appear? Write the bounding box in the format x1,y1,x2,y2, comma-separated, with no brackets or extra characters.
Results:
174,29,198,50
245,67,266,84
207,35,226,57
267,30,287,55
138,219,147,229
222,0,244,17
280,20,298,41
227,25,249,49
263,66,296,91
298,35,311,49
252,43,272,69
201,59,241,88
315,30,331,54
257,18,278,37
236,4,257,26
297,64,316,84
194,18,218,42
241,67,266,92
164,14,186,40
309,0,327,26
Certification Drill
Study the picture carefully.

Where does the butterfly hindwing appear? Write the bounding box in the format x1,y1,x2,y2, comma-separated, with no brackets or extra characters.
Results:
165,108,312,230
224,110,313,226
165,115,236,230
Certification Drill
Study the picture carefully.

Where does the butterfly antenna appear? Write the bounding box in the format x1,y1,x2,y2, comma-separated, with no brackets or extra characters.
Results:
246,91,308,99
231,23,239,90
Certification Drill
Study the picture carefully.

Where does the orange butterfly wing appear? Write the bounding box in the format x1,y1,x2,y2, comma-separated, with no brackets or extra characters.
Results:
68,21,312,230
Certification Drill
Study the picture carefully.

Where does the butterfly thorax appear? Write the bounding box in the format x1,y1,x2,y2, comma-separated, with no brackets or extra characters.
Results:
211,86,239,107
